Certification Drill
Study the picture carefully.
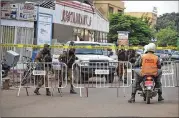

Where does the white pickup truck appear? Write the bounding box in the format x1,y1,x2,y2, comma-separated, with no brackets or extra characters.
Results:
65,41,118,83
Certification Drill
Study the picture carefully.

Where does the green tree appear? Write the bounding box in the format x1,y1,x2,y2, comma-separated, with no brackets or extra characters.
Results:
156,27,178,46
155,12,179,32
108,13,153,46
140,13,152,27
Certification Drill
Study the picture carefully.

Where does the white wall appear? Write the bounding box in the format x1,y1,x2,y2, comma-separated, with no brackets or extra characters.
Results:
38,5,109,33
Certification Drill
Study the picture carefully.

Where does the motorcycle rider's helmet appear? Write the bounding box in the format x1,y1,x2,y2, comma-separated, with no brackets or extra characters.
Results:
143,45,148,54
147,43,156,53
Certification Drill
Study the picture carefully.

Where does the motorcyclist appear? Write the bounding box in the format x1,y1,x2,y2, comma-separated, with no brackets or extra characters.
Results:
128,43,164,103
34,44,52,96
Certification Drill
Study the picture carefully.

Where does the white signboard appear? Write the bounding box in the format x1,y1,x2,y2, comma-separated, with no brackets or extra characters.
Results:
118,31,129,40
117,31,129,46
37,13,53,45
95,69,109,75
17,3,37,21
54,3,109,33
33,70,46,75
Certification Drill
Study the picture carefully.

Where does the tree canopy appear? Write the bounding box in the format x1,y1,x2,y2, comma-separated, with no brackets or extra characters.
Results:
155,12,179,47
108,13,153,46
156,27,178,46
155,12,179,32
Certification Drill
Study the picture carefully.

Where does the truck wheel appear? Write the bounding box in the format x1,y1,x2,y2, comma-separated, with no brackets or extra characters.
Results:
105,73,114,83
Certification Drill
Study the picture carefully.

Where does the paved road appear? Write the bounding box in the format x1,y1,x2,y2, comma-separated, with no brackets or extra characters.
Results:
1,84,178,117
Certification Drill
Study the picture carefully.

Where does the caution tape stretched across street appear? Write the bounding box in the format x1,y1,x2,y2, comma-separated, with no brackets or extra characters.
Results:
0,43,178,50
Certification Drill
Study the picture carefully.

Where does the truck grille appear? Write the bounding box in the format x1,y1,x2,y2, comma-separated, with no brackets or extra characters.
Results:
89,60,109,67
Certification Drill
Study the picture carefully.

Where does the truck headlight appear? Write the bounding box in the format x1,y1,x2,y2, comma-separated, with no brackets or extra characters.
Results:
80,62,89,66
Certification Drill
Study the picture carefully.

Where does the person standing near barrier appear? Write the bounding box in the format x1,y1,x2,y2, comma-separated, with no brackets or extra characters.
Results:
58,41,77,94
128,43,164,103
34,44,52,96
117,45,127,83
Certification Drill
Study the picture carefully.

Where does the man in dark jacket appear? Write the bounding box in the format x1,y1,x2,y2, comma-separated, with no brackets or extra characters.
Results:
117,45,127,83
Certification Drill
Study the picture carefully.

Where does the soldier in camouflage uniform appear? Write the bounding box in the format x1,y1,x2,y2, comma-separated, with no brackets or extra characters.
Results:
34,44,52,96
58,41,77,94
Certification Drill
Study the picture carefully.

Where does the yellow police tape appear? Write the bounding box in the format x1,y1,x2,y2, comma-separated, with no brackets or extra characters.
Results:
0,43,178,50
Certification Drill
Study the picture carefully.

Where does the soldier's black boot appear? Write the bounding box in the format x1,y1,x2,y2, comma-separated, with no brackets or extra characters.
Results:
46,88,51,96
158,93,164,101
158,85,164,101
34,88,41,95
58,82,62,93
70,84,77,94
128,93,135,103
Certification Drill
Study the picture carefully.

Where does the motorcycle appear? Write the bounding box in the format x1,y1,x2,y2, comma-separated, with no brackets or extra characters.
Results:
1,59,11,78
138,75,159,104
1,50,20,78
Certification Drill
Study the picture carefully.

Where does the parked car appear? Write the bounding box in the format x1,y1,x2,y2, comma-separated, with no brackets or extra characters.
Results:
136,49,144,55
170,51,179,61
65,41,118,83
155,50,169,62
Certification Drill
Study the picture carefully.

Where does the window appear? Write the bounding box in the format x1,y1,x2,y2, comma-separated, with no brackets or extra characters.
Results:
74,43,103,55
118,9,123,13
109,6,114,14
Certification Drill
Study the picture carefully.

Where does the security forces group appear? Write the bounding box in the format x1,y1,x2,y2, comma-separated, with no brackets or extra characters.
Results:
33,42,164,103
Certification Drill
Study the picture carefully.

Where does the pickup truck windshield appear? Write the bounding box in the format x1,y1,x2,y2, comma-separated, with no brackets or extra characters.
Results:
74,43,103,55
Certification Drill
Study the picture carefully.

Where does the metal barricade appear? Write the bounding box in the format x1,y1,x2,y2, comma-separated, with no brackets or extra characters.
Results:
161,61,175,87
174,61,179,87
72,61,133,97
9,62,67,96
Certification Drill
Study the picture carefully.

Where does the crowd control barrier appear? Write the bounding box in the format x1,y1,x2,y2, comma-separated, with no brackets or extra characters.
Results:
161,61,176,87
72,61,133,97
4,62,68,96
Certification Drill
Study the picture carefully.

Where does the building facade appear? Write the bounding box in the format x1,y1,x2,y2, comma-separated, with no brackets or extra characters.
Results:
124,12,158,27
1,2,36,60
1,0,109,59
93,0,125,19
45,0,109,44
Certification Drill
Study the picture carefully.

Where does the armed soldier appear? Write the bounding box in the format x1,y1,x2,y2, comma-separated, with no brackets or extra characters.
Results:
34,44,52,96
58,41,77,94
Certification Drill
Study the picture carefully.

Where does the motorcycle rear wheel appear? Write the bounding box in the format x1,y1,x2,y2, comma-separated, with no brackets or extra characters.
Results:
146,90,151,104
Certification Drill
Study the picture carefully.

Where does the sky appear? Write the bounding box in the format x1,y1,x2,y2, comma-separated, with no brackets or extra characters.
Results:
124,1,179,16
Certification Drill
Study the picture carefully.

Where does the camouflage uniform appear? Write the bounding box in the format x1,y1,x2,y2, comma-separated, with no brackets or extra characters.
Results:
34,44,52,96
58,47,77,94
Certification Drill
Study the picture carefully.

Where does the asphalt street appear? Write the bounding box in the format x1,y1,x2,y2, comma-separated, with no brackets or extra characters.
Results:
1,83,178,117
1,63,179,117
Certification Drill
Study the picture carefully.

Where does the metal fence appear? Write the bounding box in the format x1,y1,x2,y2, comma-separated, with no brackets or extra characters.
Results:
1,60,178,97
72,61,133,97
2,62,67,96
161,61,177,87
0,26,34,61
174,61,179,87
